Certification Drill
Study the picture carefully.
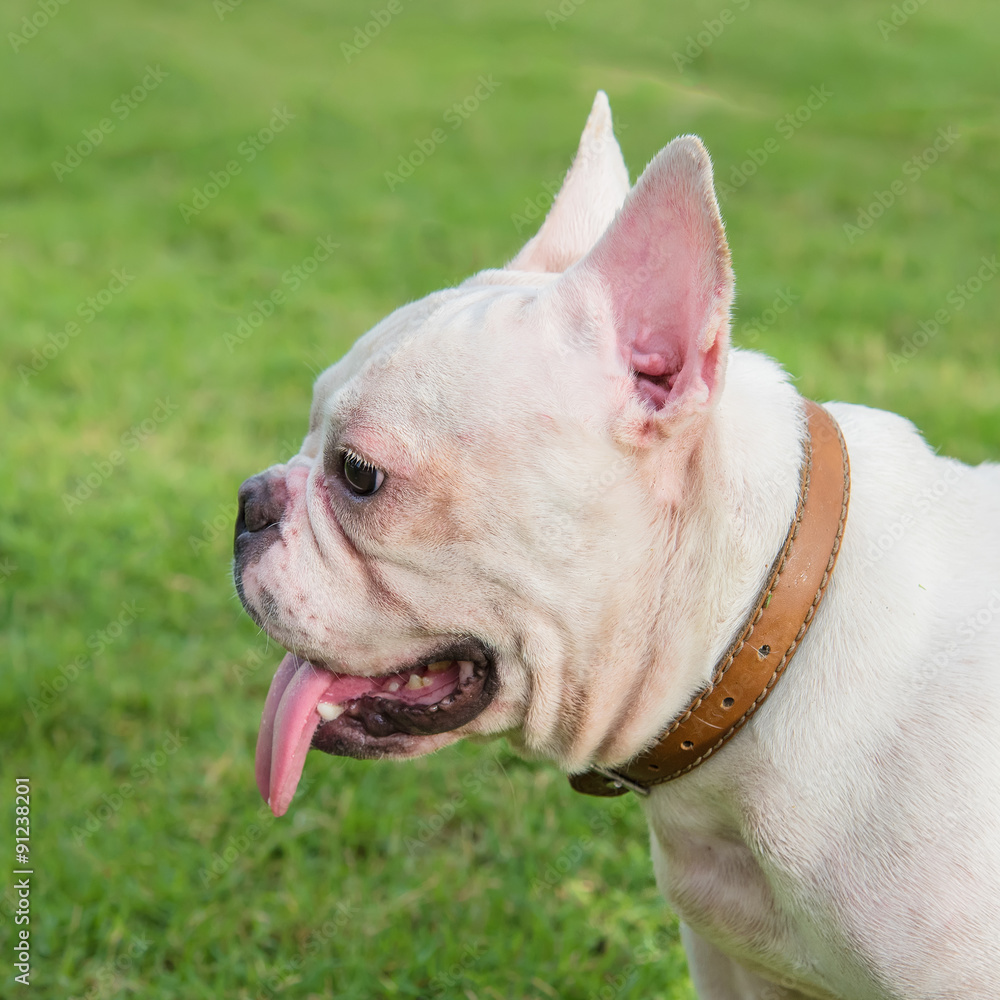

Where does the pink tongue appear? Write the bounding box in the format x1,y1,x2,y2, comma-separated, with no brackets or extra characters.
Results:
255,654,376,816
255,655,329,817
255,653,466,817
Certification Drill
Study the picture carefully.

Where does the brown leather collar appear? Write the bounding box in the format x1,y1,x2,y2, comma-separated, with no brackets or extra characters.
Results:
569,400,850,797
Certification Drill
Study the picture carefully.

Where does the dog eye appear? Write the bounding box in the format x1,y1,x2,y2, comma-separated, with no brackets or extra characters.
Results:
340,450,384,496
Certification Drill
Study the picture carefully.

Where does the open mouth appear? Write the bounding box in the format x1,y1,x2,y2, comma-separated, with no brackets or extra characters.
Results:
255,640,496,816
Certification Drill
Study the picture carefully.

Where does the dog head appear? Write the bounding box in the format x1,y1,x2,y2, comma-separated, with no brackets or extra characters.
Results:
234,92,741,815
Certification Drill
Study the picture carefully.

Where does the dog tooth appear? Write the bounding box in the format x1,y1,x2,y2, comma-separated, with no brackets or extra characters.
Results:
406,673,424,690
458,660,474,684
387,680,401,692
427,660,451,673
317,702,344,721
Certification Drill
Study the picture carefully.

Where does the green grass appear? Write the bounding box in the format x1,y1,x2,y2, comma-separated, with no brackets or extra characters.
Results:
1,0,998,996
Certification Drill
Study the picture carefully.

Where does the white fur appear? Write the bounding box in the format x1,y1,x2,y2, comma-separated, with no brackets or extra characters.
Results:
239,93,1000,998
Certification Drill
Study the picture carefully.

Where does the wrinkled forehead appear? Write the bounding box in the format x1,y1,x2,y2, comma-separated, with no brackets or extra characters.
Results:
307,277,559,457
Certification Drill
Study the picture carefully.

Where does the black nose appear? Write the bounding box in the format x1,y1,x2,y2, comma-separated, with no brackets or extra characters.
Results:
235,473,288,546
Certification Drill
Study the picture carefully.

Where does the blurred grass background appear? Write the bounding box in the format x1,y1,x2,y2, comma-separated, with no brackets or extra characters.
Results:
1,0,998,997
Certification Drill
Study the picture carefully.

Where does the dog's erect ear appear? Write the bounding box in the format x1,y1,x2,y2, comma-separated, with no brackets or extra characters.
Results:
568,135,734,417
507,91,630,274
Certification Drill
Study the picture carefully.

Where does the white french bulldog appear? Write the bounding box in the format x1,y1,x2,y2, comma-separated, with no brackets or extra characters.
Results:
233,93,1000,999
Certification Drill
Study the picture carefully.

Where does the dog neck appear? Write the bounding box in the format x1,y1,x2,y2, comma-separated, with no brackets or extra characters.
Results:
572,353,850,792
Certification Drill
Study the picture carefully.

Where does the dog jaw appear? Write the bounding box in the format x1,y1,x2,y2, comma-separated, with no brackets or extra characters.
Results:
255,648,498,815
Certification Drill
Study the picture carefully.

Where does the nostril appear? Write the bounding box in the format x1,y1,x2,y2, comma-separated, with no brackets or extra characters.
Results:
235,474,287,539
244,496,278,533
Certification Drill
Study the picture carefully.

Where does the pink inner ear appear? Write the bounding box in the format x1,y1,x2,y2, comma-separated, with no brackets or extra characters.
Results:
582,137,732,415
632,337,721,410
